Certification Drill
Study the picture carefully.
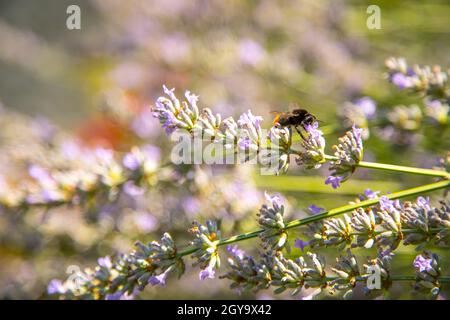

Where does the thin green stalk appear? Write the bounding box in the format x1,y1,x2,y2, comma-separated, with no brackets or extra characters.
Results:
323,154,449,178
176,179,450,257
285,179,449,229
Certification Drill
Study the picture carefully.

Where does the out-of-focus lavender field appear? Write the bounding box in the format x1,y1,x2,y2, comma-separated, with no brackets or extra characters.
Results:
0,0,449,299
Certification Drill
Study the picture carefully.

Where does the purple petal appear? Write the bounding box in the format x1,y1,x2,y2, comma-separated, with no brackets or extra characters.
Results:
199,266,215,280
98,256,112,269
149,271,169,286
391,73,412,89
413,255,433,272
325,176,343,189
123,153,140,170
294,239,310,251
364,189,380,199
308,205,324,214
47,279,64,295
379,196,395,212
226,245,245,259
354,97,377,118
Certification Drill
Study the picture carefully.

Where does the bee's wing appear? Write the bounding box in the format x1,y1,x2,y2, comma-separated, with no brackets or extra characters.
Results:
270,111,284,125
287,102,300,111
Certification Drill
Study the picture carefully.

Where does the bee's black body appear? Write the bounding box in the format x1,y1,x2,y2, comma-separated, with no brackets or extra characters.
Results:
275,109,317,129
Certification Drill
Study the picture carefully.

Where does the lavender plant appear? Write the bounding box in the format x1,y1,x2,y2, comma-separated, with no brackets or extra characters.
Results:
338,57,449,147
49,82,450,300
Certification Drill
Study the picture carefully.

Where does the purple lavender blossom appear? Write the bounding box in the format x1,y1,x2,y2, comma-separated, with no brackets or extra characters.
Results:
325,175,343,189
426,99,441,109
95,148,114,164
413,255,433,272
47,279,64,295
162,85,177,101
391,73,412,89
237,110,263,128
237,136,252,150
98,256,112,269
149,271,169,286
123,153,140,170
226,245,245,259
236,110,263,153
379,196,395,212
239,39,265,66
160,110,177,135
185,90,199,107
41,189,63,202
294,239,310,251
123,181,145,197
308,205,324,214
304,122,322,140
182,196,201,217
416,196,431,210
379,249,394,261
352,125,363,145
28,165,52,185
160,34,190,63
142,145,161,162
31,116,56,142
105,291,124,300
199,266,215,280
364,189,380,199
60,140,82,160
134,212,158,232
264,191,283,209
354,97,377,119
131,109,158,138
105,289,136,300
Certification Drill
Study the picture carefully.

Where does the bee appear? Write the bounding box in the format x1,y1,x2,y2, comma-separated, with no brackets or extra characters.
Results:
271,107,318,138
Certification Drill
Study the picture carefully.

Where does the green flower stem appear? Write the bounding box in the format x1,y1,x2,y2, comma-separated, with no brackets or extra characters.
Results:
285,179,449,229
323,154,450,178
176,179,450,257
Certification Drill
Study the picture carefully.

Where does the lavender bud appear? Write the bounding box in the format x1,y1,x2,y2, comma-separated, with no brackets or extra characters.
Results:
257,193,288,251
295,122,326,169
190,220,221,275
327,125,364,186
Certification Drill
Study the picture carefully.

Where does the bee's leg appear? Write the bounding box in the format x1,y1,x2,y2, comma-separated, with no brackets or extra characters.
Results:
294,125,306,140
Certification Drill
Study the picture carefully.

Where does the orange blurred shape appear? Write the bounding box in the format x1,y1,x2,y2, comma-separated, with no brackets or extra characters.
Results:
76,116,131,150
123,90,144,114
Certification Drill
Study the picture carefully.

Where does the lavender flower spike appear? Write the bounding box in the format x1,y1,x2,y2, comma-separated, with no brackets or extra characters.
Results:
327,125,364,186
385,57,448,100
260,124,291,175
152,85,201,135
295,121,326,169
237,110,263,154
258,193,287,250
413,252,441,298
